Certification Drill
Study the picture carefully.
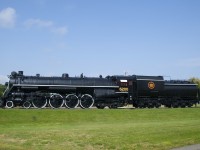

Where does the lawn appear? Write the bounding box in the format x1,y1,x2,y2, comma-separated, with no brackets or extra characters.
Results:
0,108,200,150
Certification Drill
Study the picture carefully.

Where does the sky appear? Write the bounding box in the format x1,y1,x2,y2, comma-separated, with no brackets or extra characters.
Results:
0,0,200,84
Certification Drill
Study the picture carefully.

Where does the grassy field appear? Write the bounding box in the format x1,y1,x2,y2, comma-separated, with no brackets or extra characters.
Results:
0,108,200,150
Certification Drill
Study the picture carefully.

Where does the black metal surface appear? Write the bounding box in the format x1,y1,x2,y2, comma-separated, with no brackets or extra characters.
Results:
136,76,164,97
163,83,198,98
9,76,116,87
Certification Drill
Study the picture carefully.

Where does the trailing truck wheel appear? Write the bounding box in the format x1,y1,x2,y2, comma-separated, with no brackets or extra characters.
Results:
6,101,14,108
32,96,47,108
49,94,64,108
65,94,79,108
80,94,94,109
23,101,31,109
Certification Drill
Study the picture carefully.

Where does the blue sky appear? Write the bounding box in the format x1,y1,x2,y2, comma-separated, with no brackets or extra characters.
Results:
0,0,200,83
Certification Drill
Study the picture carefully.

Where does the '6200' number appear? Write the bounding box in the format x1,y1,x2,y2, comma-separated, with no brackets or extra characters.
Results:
119,87,128,92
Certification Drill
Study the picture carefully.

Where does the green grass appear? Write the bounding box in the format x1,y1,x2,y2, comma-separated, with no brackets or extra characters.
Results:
0,108,200,150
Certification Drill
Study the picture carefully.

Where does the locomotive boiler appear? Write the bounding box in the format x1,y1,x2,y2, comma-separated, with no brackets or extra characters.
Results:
0,71,199,109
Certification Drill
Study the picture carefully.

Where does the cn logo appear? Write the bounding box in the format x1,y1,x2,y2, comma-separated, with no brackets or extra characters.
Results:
148,81,155,90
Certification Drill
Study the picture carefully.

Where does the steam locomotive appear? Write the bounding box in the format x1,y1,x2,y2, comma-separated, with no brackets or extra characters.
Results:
0,71,199,109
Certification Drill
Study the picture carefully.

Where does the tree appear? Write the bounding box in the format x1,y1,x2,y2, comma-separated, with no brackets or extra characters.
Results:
0,84,5,97
189,77,200,88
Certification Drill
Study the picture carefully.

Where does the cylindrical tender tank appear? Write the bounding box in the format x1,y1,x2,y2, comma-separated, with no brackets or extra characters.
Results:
163,81,198,98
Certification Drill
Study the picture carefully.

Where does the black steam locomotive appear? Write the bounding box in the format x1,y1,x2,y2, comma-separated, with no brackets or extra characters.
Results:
0,71,199,109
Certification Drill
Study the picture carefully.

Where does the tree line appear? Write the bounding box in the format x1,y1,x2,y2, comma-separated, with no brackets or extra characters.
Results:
0,78,200,97
0,84,5,97
189,77,200,88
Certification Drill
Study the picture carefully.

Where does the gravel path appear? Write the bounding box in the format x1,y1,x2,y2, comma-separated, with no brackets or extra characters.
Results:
171,144,200,150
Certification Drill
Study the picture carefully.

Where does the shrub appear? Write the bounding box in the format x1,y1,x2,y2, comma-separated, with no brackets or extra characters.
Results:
189,77,200,88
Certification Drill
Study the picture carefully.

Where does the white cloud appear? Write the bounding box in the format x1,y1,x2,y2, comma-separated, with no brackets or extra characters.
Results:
24,19,53,28
24,18,68,35
51,27,68,35
0,75,8,84
0,7,16,28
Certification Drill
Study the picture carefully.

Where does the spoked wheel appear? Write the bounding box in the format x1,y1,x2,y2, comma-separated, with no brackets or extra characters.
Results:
80,94,94,109
6,101,14,108
23,101,31,109
65,94,79,108
49,94,64,108
32,96,47,108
